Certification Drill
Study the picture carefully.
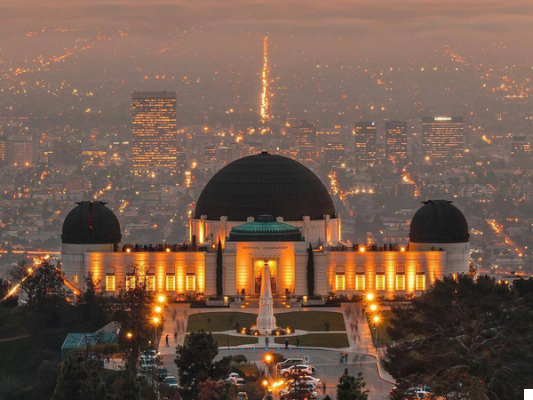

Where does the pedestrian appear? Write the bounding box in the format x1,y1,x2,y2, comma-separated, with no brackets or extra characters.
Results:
296,336,300,347
165,334,169,347
174,331,178,342
236,321,240,332
339,352,344,363
285,339,289,349
265,335,269,348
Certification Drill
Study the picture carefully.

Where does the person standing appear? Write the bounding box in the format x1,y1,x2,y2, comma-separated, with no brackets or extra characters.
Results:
165,335,169,347
296,336,300,347
285,339,289,349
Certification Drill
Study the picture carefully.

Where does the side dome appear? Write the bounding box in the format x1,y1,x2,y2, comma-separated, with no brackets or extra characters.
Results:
409,200,469,244
62,201,122,245
194,152,336,221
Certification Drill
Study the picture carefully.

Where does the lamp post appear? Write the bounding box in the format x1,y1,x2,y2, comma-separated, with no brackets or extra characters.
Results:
263,353,273,379
373,315,380,348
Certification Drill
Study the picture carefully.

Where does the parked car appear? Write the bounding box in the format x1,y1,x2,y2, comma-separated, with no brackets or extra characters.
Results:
277,358,304,370
287,376,322,386
237,392,248,400
235,377,246,386
224,372,241,383
156,367,169,381
164,376,178,388
279,388,318,400
279,364,313,377
140,360,156,373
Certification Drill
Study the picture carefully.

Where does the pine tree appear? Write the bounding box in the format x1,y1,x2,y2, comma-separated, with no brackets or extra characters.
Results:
52,355,88,400
216,239,223,297
336,369,369,400
306,243,315,297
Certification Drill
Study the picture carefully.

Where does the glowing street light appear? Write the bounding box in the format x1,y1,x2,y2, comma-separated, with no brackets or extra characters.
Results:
373,315,380,324
370,304,377,312
126,332,133,339
154,306,162,313
366,293,375,301
152,316,160,324
157,295,166,304
262,379,269,387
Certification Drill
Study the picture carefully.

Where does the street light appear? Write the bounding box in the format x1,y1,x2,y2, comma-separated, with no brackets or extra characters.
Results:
153,316,160,324
370,303,377,312
264,353,273,379
157,295,166,304
373,315,381,348
126,332,133,339
154,306,162,313
366,293,375,301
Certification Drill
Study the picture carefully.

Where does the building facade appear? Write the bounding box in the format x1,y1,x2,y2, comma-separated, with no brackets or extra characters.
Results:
354,121,377,167
421,116,464,166
131,91,178,173
61,154,471,299
385,121,407,166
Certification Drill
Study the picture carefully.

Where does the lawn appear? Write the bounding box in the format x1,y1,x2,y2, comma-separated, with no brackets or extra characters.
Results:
274,333,349,348
366,310,394,346
187,312,256,333
212,334,258,347
274,311,346,331
184,333,258,347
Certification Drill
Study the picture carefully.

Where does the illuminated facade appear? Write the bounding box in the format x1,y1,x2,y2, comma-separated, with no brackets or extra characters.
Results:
354,121,377,167
385,121,407,166
291,120,317,164
61,157,470,299
421,117,464,166
131,91,178,173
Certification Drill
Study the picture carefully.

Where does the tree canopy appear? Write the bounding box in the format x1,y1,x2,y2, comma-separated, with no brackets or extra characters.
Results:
336,369,369,400
385,275,533,400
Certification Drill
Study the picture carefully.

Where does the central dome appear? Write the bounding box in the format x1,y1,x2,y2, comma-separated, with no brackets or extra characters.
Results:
194,152,336,221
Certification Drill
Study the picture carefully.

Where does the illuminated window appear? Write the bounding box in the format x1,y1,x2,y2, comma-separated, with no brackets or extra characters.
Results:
73,274,78,284
416,273,426,291
356,273,365,291
396,273,405,291
375,273,386,291
166,274,176,292
186,273,196,292
335,273,346,291
105,274,116,292
126,274,136,291
146,274,156,292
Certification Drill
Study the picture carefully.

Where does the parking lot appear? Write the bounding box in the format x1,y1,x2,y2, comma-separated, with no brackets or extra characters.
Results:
162,348,392,400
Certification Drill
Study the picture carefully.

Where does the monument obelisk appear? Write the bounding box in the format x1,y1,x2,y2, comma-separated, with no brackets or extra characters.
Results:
256,262,277,334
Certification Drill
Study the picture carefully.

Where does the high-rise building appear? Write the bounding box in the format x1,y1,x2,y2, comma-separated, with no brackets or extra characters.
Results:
354,121,376,166
421,117,464,166
7,135,38,167
0,137,6,166
324,141,346,169
510,135,531,168
291,120,317,164
131,91,177,172
385,121,407,166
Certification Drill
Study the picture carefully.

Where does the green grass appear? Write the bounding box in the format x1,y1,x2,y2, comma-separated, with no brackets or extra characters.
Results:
274,311,346,331
274,333,349,348
366,310,394,346
187,312,257,333
183,333,257,347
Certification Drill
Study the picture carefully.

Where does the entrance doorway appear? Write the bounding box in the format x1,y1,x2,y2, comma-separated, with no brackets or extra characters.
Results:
253,259,277,295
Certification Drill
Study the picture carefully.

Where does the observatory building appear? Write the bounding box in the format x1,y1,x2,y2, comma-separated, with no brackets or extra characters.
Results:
61,152,470,299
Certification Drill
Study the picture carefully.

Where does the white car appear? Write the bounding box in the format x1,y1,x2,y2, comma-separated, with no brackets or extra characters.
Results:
164,375,178,388
225,373,241,383
287,375,322,386
279,364,313,377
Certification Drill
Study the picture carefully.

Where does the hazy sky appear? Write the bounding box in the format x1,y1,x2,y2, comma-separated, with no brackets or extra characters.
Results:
2,0,532,43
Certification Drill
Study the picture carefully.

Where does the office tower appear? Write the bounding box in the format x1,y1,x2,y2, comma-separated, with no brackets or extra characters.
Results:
7,135,38,167
354,121,377,167
131,91,177,172
291,120,317,164
510,135,531,168
324,141,346,169
0,137,6,166
385,121,407,166
421,117,464,166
